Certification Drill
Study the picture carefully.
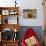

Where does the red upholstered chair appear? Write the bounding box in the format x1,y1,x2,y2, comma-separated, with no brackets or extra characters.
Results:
21,28,41,46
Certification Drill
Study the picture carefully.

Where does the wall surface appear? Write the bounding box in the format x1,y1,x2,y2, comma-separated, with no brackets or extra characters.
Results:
0,0,44,26
18,0,44,26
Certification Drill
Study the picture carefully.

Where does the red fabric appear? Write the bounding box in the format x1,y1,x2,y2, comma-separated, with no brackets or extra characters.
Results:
21,28,41,46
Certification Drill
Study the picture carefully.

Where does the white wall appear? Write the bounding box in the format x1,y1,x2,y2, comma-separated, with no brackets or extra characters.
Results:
18,0,44,26
0,0,44,26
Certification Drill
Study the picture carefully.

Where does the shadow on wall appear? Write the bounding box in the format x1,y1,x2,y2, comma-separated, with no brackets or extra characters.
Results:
18,26,44,44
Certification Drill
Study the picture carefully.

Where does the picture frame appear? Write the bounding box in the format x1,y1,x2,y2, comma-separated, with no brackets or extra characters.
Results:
23,9,37,18
2,10,9,15
9,10,18,15
9,11,18,15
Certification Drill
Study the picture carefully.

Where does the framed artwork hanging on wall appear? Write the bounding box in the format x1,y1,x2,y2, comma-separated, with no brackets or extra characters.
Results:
23,9,37,18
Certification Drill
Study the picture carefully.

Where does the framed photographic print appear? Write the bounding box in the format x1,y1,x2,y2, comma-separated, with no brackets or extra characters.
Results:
23,9,37,18
2,10,9,15
10,11,18,15
9,9,18,15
